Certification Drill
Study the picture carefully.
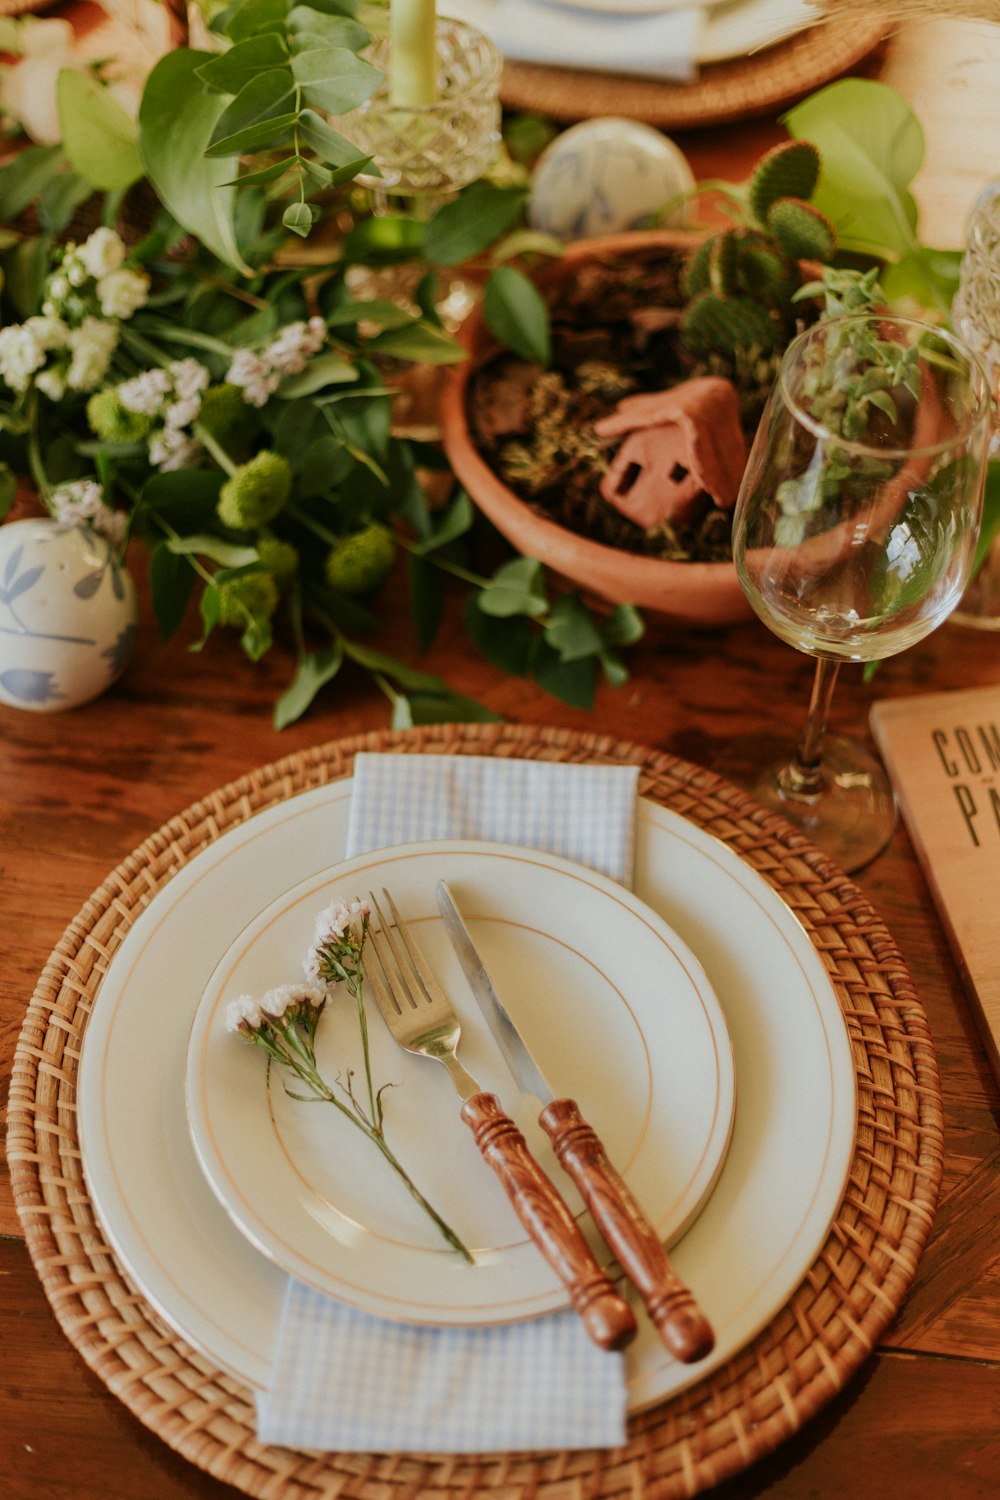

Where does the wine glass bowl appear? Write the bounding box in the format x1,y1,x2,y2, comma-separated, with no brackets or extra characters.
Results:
717,313,991,872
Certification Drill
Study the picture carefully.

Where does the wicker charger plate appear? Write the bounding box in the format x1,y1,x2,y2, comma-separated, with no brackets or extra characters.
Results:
499,16,891,127
8,722,942,1498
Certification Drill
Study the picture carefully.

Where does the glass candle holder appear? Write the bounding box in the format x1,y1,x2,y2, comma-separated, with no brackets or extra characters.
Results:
951,178,1000,630
343,18,503,219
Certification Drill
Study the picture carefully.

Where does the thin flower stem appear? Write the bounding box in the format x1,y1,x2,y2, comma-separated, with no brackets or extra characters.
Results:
366,1130,475,1264
261,1033,472,1259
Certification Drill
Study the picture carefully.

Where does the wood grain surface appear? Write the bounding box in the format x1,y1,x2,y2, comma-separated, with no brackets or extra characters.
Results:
3,13,1000,1499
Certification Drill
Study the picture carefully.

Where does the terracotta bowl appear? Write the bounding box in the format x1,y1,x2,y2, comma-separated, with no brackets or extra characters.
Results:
438,230,754,626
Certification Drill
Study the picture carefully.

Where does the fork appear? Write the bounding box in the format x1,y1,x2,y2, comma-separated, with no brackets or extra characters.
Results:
365,888,637,1352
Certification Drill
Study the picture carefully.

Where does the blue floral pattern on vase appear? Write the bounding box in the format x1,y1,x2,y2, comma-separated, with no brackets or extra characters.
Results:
0,519,138,712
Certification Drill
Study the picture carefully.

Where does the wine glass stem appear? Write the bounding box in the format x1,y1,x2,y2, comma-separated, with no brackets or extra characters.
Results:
780,657,842,800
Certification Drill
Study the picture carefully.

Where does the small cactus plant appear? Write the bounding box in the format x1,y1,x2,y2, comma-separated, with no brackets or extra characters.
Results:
680,140,838,363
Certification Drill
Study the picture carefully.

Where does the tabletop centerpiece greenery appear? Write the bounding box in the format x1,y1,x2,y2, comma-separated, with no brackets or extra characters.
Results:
0,4,996,724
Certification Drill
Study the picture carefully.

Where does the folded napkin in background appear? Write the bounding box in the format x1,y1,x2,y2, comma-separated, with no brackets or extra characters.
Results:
255,752,641,1453
445,0,703,83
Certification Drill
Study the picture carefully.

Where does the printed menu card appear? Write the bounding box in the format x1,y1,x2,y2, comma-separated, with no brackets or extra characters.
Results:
870,683,1000,1083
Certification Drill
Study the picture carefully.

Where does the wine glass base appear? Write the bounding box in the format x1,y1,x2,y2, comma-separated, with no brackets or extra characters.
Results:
713,732,897,874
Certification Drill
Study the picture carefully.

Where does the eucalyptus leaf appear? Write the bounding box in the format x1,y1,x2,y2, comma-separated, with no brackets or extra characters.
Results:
528,637,596,710
482,265,550,366
138,49,251,275
463,597,532,676
297,107,368,167
598,649,630,688
274,641,345,728
56,71,143,191
220,156,301,189
287,6,369,49
543,593,605,661
423,183,528,266
197,33,289,93
291,44,382,114
205,68,298,155
283,201,318,237
221,0,290,42
476,556,548,618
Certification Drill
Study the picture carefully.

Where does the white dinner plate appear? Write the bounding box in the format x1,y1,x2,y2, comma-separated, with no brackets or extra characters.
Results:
442,0,814,67
78,783,856,1412
185,843,736,1326
542,0,731,17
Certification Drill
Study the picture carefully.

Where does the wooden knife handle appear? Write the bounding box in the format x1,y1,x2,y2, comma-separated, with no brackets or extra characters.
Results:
539,1097,715,1363
460,1092,637,1352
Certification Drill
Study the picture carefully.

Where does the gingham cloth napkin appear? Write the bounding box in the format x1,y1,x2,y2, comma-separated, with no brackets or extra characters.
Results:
255,752,640,1452
445,0,702,82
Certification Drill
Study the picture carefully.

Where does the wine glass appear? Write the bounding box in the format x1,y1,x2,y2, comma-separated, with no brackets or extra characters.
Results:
715,312,992,872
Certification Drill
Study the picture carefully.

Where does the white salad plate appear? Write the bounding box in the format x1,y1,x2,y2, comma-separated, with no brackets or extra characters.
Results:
184,842,736,1326
78,783,856,1413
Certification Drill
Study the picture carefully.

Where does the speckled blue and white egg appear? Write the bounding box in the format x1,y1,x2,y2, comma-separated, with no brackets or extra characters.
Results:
529,117,696,242
0,518,138,712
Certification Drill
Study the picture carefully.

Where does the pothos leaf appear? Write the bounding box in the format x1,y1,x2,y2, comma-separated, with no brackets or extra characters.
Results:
482,265,551,367
138,49,252,275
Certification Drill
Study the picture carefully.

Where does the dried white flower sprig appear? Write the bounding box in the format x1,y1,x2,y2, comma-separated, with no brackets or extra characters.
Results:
227,896,472,1262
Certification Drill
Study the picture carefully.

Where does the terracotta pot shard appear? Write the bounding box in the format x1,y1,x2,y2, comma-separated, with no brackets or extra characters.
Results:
595,376,748,529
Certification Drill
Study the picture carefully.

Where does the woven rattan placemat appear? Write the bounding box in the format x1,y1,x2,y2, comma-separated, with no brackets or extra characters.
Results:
499,16,890,127
8,723,942,1498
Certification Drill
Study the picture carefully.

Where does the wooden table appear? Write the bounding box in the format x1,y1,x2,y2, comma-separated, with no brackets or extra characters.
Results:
3,14,1000,1499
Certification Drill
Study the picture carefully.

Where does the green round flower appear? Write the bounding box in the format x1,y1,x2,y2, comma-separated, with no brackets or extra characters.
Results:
217,450,292,529
257,533,299,582
198,382,251,447
86,387,153,444
324,525,395,595
216,571,280,628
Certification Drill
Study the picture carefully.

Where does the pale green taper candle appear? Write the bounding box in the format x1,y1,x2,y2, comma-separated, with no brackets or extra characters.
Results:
389,0,438,106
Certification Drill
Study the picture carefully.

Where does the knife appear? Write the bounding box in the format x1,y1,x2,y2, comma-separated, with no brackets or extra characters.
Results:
436,879,715,1363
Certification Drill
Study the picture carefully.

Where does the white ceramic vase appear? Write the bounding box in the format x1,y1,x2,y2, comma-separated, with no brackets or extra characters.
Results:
0,517,138,712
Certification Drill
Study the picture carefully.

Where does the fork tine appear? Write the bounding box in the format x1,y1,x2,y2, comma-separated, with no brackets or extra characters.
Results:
370,888,440,1008
364,924,402,1019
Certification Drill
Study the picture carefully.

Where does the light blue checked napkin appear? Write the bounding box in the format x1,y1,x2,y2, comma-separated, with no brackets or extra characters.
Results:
255,752,639,1453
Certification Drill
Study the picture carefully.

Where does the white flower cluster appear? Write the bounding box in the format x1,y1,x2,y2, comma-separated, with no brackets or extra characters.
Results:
303,896,371,986
225,981,327,1033
0,229,149,400
48,478,128,552
227,316,327,407
118,357,212,471
43,227,150,322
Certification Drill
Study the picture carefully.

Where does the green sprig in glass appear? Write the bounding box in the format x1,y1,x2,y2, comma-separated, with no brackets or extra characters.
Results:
227,895,472,1261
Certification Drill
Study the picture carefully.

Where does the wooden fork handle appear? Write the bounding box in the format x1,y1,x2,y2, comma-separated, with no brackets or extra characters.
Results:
460,1092,637,1352
539,1098,715,1363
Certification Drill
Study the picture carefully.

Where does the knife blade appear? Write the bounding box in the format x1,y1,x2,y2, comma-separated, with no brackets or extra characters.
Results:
436,878,715,1363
